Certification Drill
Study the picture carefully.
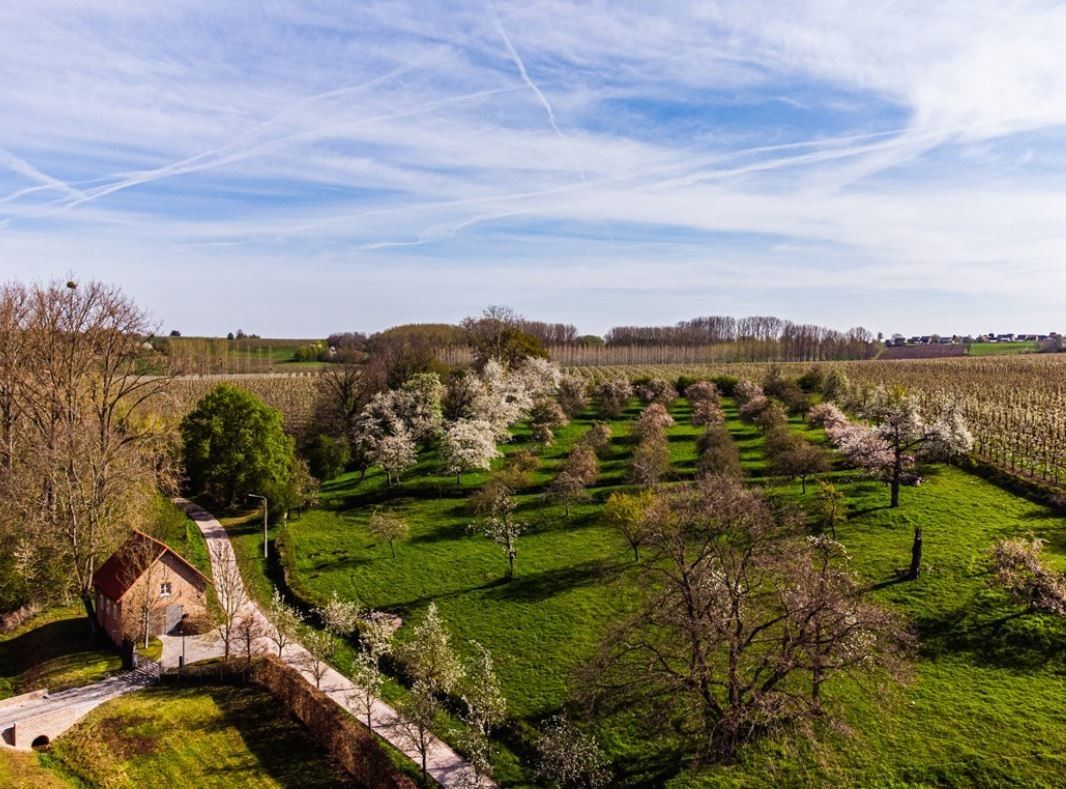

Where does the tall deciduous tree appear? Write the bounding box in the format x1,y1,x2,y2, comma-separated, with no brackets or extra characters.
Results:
441,418,500,485
0,279,174,626
181,384,295,510
836,390,973,507
584,479,909,760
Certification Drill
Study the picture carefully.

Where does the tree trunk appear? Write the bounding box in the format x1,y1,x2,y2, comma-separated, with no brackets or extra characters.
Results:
890,447,902,508
81,590,99,636
907,527,922,579
632,543,640,562
389,540,396,559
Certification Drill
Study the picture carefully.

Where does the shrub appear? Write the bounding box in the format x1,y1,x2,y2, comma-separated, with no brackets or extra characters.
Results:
304,434,350,481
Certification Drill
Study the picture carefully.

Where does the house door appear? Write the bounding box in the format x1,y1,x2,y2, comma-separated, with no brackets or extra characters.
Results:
164,604,184,634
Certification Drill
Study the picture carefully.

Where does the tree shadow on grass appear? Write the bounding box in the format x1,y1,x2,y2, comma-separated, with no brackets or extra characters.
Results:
486,560,629,603
1,617,118,688
408,520,471,545
912,591,1066,669
203,686,347,787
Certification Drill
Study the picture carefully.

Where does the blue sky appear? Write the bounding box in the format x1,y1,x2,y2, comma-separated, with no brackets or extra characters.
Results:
2,1,1066,338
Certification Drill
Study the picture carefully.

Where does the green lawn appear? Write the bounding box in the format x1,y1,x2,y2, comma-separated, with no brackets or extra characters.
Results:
0,606,121,699
47,685,348,788
225,396,1066,786
153,494,212,579
967,341,1038,356
0,747,76,788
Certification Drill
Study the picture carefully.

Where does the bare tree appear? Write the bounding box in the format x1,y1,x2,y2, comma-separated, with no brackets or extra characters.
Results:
209,539,247,661
115,534,166,650
234,612,266,664
584,479,909,761
2,279,174,629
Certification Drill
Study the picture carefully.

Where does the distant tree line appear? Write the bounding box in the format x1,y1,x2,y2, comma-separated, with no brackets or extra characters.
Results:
604,315,878,360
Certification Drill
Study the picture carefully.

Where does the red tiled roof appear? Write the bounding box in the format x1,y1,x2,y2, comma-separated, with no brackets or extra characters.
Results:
93,530,208,602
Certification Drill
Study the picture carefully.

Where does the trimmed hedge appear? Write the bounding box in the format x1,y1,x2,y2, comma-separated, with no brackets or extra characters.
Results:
252,654,417,789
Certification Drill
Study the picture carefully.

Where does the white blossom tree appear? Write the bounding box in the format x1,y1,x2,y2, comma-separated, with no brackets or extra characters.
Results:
469,479,527,579
635,403,674,442
458,641,506,787
535,715,611,788
556,375,588,418
318,590,362,656
401,602,464,694
393,373,444,444
823,392,973,507
264,586,303,657
299,627,332,689
349,647,385,731
441,419,500,485
867,392,973,507
373,428,417,485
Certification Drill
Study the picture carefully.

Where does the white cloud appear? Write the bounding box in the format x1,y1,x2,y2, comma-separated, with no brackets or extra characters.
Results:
1,1,1066,334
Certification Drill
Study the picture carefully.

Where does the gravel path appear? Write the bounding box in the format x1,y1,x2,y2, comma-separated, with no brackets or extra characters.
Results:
175,497,489,788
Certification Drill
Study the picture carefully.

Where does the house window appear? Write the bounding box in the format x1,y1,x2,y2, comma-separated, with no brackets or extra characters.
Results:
160,582,172,597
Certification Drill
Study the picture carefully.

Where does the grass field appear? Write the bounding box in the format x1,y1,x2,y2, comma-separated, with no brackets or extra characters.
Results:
967,341,1039,356
225,396,1066,786
47,685,348,788
0,606,121,700
0,749,75,788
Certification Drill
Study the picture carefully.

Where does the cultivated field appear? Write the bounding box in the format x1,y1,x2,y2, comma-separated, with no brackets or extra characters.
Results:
570,355,1066,490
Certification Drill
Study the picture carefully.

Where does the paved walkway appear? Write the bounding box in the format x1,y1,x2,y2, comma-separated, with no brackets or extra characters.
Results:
0,662,158,750
175,498,488,788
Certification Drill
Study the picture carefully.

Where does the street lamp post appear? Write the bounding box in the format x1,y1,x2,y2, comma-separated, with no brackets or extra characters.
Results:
248,494,268,560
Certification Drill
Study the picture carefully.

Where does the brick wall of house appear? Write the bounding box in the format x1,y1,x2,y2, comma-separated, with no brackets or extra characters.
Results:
98,553,208,646
148,553,208,634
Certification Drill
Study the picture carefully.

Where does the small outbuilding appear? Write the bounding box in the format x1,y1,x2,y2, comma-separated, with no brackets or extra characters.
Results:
93,530,209,648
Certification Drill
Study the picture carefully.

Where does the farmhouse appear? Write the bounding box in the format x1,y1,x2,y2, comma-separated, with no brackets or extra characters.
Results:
93,531,209,647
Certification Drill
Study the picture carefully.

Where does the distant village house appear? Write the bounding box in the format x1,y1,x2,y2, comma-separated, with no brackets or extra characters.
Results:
92,531,209,648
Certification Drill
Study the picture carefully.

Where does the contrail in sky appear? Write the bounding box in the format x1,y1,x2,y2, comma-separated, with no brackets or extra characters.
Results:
486,0,587,181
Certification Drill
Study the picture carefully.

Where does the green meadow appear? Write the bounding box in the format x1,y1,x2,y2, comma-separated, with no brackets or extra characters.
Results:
225,395,1066,786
